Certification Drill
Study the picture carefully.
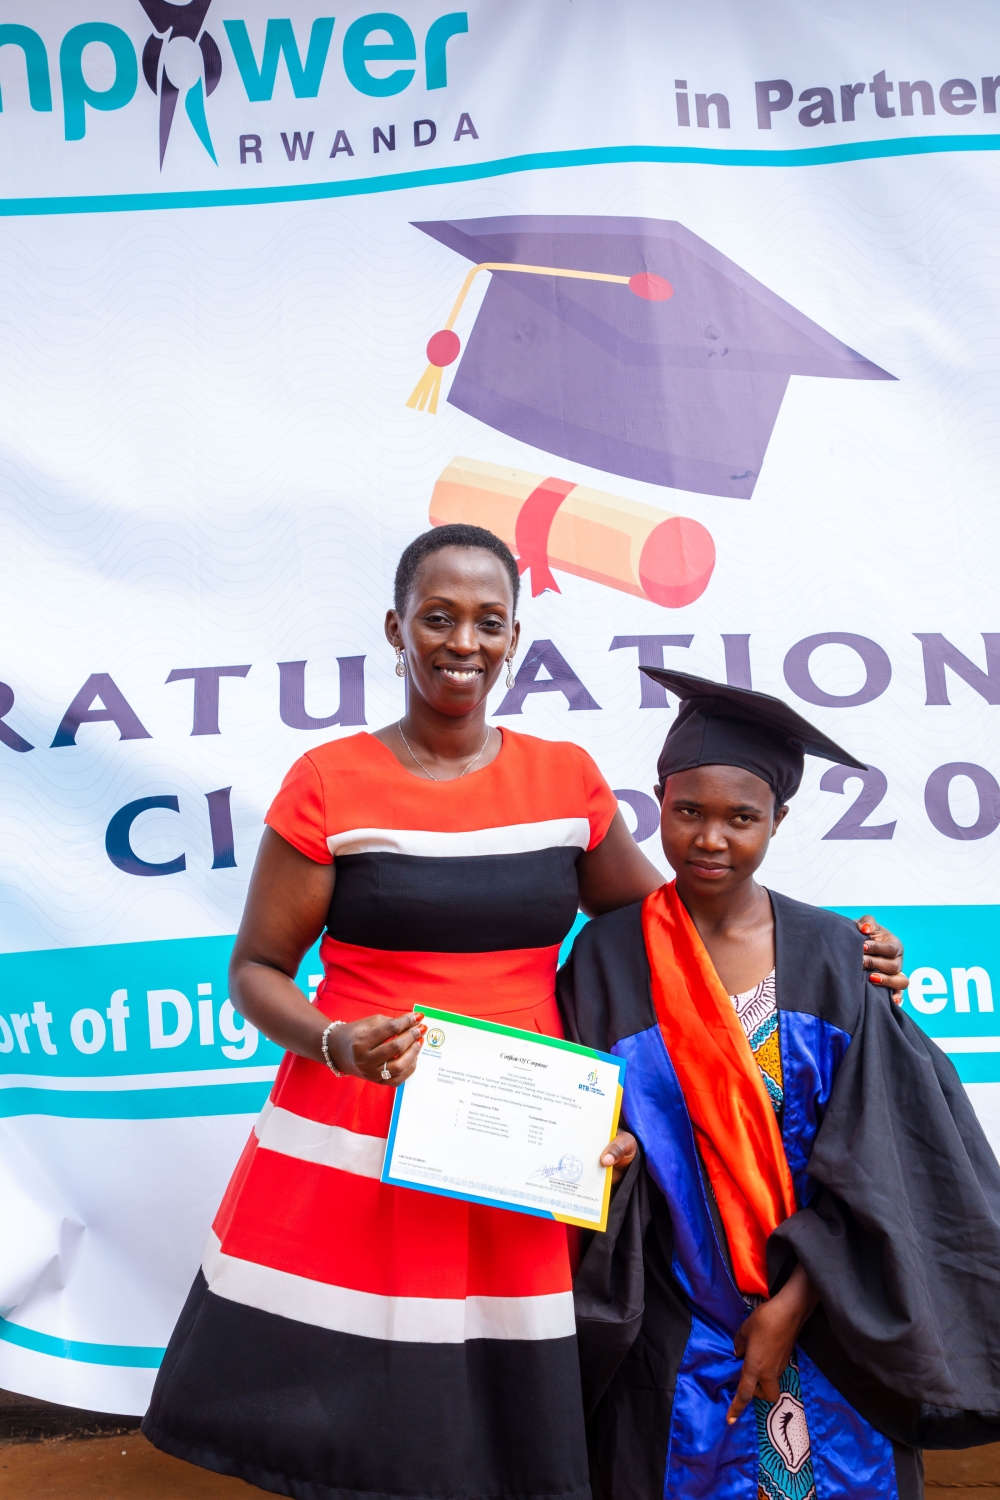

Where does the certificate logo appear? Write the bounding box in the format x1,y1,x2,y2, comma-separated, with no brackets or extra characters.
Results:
578,1068,604,1095
426,1028,446,1050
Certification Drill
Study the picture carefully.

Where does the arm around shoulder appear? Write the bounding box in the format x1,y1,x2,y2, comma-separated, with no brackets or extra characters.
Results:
577,809,663,916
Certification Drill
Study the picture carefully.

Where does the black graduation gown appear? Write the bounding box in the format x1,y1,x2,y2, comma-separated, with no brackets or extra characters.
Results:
557,892,1000,1500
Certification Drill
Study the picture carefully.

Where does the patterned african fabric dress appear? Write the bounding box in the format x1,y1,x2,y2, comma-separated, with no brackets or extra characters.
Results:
143,728,618,1500
730,972,816,1500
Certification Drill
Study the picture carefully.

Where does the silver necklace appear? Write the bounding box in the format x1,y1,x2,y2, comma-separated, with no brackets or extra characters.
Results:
396,722,493,782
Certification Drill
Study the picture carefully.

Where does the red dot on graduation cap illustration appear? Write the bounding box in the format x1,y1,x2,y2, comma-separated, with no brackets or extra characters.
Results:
426,330,462,368
628,272,673,301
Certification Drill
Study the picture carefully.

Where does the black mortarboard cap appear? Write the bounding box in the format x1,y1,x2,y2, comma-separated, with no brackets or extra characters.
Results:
409,214,895,500
642,669,867,804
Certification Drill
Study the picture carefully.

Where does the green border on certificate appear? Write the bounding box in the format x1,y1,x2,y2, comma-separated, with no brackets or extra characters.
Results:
381,1007,626,1232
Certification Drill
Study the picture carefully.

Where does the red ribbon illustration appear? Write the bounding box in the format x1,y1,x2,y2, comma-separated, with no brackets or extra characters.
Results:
514,477,577,595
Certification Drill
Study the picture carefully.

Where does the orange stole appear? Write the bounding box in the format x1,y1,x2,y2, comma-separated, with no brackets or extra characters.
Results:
641,882,796,1295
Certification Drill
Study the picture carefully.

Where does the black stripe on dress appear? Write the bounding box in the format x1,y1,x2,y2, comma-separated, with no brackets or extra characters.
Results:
327,849,581,952
143,1273,592,1500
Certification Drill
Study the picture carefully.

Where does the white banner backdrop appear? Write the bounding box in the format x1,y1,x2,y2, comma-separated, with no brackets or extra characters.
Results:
2,0,1000,1412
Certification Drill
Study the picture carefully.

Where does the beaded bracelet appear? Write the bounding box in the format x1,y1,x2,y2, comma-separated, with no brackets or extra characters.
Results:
321,1019,346,1077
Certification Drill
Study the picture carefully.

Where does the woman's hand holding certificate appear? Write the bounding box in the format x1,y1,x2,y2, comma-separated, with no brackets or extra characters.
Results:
323,1010,427,1083
382,1008,627,1231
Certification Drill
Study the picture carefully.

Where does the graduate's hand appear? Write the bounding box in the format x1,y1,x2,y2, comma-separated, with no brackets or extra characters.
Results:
726,1264,819,1424
856,915,908,1005
330,1012,426,1084
600,1130,638,1184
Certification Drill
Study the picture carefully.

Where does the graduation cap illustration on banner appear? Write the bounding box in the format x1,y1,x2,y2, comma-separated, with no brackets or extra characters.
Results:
408,214,895,500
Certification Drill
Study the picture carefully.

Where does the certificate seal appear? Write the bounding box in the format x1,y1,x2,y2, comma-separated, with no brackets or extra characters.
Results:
556,1154,584,1184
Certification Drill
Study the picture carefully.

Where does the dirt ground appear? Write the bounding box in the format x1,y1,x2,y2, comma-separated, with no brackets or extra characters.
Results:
924,1442,1000,1495
0,1433,255,1497
0,1433,996,1497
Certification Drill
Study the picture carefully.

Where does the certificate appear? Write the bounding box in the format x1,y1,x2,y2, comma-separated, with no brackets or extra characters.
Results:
381,1007,626,1231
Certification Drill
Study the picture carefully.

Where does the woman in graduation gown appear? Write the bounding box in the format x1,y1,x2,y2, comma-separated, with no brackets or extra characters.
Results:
560,670,1000,1500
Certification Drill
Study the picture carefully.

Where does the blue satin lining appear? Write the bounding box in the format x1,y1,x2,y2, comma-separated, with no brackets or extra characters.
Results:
668,1313,757,1498
779,1010,851,1209
617,1026,746,1334
798,1347,898,1499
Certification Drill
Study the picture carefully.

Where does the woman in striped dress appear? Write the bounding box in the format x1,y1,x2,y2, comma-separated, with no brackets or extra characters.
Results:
143,525,905,1500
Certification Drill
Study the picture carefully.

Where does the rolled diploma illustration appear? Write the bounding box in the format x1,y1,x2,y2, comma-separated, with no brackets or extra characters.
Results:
429,457,715,608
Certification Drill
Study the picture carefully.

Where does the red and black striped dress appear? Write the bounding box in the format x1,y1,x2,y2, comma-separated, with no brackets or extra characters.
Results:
144,728,618,1500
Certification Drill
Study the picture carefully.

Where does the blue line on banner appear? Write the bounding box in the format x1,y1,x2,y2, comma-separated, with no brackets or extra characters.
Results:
0,1082,271,1120
0,1314,164,1369
2,136,1000,219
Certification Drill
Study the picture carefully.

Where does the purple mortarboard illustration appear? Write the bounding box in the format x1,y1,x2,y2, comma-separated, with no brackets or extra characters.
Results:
407,215,895,499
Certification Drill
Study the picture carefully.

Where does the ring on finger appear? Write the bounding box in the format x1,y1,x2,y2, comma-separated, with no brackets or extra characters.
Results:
380,1063,392,1082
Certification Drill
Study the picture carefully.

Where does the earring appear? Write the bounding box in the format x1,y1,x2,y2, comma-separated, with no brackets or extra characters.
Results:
395,648,407,678
505,657,516,690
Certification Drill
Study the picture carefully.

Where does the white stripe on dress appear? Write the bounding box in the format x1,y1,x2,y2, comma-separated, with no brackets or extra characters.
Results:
202,1232,577,1343
325,817,591,859
255,1100,386,1179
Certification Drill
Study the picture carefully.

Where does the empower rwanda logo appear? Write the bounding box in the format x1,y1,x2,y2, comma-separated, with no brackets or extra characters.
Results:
139,0,222,167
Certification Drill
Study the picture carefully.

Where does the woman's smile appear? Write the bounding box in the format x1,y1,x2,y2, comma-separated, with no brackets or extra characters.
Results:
436,662,484,683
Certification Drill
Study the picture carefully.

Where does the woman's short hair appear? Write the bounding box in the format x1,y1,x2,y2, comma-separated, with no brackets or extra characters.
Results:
394,525,520,615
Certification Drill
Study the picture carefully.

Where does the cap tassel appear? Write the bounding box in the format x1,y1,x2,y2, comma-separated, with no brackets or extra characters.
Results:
407,362,444,414
407,262,673,416
406,329,461,414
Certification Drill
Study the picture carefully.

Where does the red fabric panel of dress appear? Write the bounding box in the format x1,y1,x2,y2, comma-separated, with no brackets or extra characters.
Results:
314,936,563,1021
217,1147,573,1298
273,1062,396,1137
213,1131,259,1244
270,969,565,1130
